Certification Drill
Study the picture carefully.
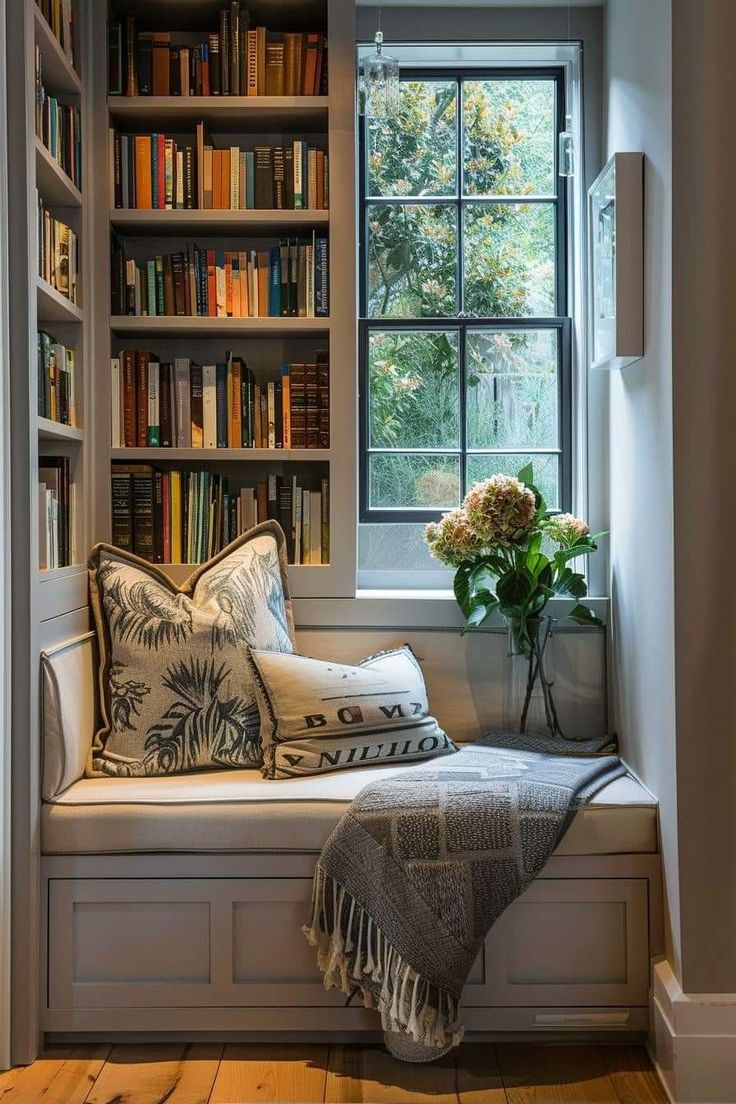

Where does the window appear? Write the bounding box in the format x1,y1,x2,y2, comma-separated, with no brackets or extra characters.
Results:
359,70,571,540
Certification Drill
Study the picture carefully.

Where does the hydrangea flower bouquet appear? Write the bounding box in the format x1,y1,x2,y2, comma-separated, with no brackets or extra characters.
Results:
424,464,602,739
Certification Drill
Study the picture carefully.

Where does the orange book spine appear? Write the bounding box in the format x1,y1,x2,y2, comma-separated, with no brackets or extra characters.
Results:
134,136,153,209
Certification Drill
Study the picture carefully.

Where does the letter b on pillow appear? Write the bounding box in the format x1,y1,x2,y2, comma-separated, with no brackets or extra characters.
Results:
247,644,457,779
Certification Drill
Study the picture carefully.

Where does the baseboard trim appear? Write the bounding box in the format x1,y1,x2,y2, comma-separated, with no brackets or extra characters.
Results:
650,960,736,1103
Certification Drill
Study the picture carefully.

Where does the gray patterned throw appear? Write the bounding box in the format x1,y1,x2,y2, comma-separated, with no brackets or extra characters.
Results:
304,740,627,1061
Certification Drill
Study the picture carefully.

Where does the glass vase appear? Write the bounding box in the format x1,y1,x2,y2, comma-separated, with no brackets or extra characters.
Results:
503,616,564,739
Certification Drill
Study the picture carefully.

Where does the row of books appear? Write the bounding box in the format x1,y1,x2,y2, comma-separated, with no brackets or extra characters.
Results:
36,0,75,67
35,46,82,189
111,131,328,211
112,466,329,566
109,12,326,98
39,455,76,569
38,331,76,426
112,237,329,319
111,351,330,451
38,197,78,304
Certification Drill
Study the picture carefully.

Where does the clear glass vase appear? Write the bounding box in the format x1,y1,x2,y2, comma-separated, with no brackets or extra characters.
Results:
503,616,563,739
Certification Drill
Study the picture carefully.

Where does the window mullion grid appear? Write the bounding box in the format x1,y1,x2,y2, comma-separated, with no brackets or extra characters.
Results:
360,70,570,523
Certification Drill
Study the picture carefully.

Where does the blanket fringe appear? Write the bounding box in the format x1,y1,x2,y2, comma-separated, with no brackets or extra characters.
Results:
302,862,464,1055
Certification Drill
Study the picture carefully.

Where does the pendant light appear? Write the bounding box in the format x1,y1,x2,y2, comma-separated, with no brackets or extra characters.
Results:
558,0,575,177
358,9,400,119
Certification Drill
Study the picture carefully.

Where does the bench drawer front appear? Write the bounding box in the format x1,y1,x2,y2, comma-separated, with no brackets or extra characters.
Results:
463,878,649,1008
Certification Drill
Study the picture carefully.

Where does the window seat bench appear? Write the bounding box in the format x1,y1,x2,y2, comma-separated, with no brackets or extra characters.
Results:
39,632,662,1041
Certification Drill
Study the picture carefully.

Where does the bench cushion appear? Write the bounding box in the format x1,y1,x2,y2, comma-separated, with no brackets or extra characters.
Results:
41,761,657,857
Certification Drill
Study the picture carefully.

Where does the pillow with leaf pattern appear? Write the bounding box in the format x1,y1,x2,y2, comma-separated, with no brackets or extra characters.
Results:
87,521,295,777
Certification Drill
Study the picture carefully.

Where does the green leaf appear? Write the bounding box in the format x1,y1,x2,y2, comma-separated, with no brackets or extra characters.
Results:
453,565,473,618
553,544,594,567
554,568,588,599
517,462,534,486
567,603,605,629
468,563,496,594
496,569,532,609
465,594,499,628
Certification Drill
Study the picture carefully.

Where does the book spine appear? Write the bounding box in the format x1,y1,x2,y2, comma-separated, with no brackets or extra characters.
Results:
146,359,160,446
111,470,133,550
202,364,217,448
160,362,172,447
215,363,228,448
190,362,203,447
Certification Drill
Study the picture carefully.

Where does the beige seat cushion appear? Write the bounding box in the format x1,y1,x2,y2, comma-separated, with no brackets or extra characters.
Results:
42,762,657,857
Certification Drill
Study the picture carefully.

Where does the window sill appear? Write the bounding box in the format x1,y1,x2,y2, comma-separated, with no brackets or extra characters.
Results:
293,593,609,630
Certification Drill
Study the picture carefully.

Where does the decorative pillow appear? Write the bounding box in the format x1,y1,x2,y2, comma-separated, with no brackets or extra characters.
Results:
248,645,457,779
88,521,295,777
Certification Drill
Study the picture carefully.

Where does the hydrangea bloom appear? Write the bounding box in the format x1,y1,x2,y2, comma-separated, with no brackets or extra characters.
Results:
544,513,590,548
463,475,536,547
425,509,484,567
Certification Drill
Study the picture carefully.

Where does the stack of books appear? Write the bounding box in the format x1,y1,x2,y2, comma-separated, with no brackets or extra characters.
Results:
112,465,329,565
111,236,329,318
111,350,329,450
35,47,82,188
38,198,78,304
109,10,326,97
38,456,75,569
38,331,76,425
111,128,328,211
36,0,75,67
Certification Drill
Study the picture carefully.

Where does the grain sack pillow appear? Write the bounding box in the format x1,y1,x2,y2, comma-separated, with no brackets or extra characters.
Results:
88,521,295,777
248,645,457,779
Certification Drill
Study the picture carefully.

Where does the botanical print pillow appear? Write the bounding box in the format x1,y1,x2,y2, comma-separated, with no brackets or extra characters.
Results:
88,522,295,777
248,645,457,779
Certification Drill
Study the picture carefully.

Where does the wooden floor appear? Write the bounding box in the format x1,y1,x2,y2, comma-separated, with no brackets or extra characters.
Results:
0,1043,668,1104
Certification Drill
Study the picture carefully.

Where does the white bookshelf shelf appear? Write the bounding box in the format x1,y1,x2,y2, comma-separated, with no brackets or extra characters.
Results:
38,417,83,443
110,208,329,234
162,562,329,586
110,315,329,337
35,138,83,208
107,95,329,128
36,278,83,324
33,5,81,96
109,447,330,462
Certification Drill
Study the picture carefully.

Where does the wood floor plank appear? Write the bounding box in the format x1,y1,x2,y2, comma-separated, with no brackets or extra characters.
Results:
85,1043,221,1104
455,1043,507,1103
325,1044,459,1104
210,1043,328,1104
0,1047,73,1103
497,1045,619,1104
598,1047,669,1104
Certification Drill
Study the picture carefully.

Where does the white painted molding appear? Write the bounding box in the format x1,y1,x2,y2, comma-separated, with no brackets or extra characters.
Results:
651,960,736,1104
0,0,12,1074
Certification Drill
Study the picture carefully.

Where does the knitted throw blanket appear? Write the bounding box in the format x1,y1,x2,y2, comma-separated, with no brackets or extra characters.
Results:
303,741,627,1061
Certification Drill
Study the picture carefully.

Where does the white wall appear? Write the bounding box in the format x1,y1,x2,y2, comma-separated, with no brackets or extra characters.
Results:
603,0,680,976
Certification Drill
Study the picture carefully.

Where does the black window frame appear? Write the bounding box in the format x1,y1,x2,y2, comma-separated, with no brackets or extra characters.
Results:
358,65,572,524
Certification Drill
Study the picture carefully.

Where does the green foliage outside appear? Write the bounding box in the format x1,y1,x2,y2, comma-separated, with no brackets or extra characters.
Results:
365,78,561,517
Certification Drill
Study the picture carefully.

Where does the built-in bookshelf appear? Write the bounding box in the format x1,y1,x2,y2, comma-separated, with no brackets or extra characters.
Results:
11,0,89,583
90,0,356,598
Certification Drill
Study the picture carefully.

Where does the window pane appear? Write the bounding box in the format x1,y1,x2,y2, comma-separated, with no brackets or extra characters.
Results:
367,203,457,318
368,80,457,197
467,453,559,508
466,329,559,449
463,203,556,317
463,79,556,196
359,523,448,574
369,454,461,510
368,330,460,449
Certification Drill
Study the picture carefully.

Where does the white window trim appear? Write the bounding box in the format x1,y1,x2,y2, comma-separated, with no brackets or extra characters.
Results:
355,42,606,598
0,0,11,1071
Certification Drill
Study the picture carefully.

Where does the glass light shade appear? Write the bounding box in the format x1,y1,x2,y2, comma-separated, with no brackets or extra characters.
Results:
558,113,575,177
358,31,400,118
